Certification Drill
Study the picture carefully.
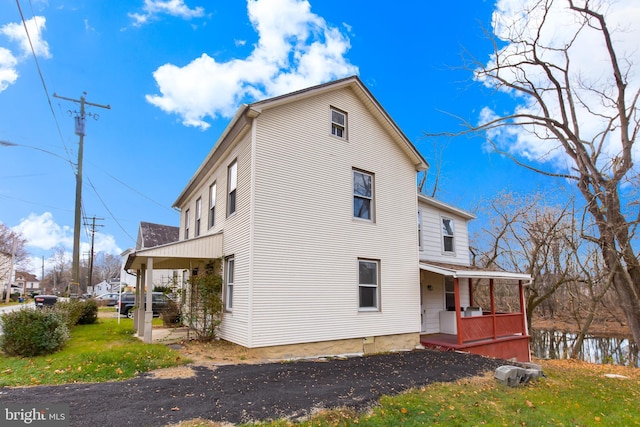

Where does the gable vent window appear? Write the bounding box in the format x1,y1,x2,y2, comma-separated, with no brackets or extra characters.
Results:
331,108,347,139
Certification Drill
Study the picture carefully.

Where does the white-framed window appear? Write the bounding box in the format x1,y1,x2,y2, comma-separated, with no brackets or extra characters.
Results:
184,209,190,240
358,259,379,311
331,107,347,139
353,169,374,221
445,276,455,310
418,210,423,249
441,217,455,253
209,182,216,229
195,198,202,237
225,256,235,311
227,160,237,217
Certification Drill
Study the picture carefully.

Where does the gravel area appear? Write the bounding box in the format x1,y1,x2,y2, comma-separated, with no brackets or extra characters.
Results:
0,349,504,426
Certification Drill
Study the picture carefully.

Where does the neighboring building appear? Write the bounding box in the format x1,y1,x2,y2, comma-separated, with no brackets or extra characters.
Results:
120,222,182,292
125,76,531,361
14,271,40,296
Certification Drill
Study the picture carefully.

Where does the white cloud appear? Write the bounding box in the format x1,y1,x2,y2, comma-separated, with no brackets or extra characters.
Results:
146,0,358,130
0,16,51,59
0,16,50,93
129,0,205,27
480,0,640,174
14,212,73,251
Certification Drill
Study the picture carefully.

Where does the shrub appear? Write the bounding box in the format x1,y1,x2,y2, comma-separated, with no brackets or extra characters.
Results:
51,299,85,328
0,308,70,357
161,299,182,327
77,299,98,325
186,259,223,341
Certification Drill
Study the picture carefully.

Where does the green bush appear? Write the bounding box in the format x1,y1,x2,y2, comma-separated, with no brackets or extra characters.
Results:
161,299,182,327
77,299,98,325
0,309,70,357
51,299,85,328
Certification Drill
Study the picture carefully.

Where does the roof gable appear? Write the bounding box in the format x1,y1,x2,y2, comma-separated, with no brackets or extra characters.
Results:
137,222,179,249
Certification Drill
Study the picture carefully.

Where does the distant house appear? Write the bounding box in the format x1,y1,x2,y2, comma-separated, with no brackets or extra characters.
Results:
14,271,40,296
120,222,182,291
125,76,531,361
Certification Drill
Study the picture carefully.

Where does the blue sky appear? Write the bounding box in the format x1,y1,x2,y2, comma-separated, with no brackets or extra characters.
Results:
1,0,636,276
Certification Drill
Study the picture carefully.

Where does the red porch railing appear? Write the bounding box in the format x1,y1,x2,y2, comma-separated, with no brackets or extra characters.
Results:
459,313,526,343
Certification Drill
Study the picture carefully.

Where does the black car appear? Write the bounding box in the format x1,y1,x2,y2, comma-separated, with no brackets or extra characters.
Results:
117,292,171,318
34,295,58,308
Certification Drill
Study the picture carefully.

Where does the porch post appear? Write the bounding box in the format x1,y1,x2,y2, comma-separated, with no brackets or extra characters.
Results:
136,265,145,338
133,270,141,334
454,277,463,345
519,280,528,335
490,278,497,339
143,257,154,344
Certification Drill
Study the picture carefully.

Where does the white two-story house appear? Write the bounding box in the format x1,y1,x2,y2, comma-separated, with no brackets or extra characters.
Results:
126,76,531,361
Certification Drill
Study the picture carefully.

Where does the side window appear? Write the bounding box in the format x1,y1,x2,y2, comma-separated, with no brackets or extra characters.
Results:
225,256,235,311
442,217,455,253
445,276,455,310
331,107,347,139
227,160,237,217
358,259,379,311
209,182,216,229
353,169,374,221
195,198,202,237
184,209,190,240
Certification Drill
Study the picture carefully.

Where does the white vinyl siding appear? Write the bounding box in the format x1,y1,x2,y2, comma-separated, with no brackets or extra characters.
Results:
418,199,472,266
249,87,420,347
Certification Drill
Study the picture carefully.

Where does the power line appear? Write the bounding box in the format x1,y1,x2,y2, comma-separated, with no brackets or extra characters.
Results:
86,177,137,244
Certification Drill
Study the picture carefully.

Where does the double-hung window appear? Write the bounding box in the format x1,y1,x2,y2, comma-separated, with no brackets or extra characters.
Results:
227,160,237,216
358,259,379,311
331,107,347,139
195,198,202,237
442,217,455,253
209,182,216,229
225,256,235,311
184,209,190,240
353,169,374,221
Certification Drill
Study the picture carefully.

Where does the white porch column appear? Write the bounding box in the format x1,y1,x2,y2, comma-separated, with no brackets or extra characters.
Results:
136,265,145,337
143,257,154,344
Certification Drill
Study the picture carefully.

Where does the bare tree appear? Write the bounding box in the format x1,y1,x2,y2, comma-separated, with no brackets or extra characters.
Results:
457,1,640,344
92,253,121,284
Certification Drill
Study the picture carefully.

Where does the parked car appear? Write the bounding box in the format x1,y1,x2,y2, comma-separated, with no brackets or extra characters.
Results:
34,295,58,308
94,293,120,306
117,292,171,318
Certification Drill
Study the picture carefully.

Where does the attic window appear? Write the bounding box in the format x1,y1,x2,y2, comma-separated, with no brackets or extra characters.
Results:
331,107,347,139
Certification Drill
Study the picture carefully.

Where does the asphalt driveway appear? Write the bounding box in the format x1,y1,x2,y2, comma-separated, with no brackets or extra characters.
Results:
0,349,504,426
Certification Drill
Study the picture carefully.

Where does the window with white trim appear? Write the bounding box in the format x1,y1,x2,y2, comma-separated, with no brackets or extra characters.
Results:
195,198,202,237
353,169,374,221
225,256,235,311
442,217,455,253
331,107,347,139
227,160,237,216
209,182,216,229
358,259,379,310
184,209,190,240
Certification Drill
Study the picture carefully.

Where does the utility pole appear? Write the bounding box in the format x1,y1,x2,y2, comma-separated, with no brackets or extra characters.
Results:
53,92,110,297
85,216,104,292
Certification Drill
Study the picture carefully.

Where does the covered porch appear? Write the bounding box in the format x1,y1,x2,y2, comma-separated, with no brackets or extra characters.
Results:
419,262,532,362
123,232,223,344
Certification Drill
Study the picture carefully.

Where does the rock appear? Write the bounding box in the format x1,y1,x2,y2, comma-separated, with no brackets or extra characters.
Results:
494,365,544,387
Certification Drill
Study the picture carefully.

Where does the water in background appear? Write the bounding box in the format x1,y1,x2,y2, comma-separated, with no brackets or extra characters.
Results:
530,329,639,367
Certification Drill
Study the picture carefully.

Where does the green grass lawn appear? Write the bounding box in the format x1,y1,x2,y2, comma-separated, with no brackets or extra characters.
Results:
0,318,188,386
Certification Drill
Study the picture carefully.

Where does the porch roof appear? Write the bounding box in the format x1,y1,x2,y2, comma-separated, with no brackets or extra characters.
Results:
419,261,532,282
124,232,223,271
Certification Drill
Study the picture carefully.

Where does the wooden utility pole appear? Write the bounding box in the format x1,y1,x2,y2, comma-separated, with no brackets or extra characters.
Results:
53,93,110,296
85,216,104,292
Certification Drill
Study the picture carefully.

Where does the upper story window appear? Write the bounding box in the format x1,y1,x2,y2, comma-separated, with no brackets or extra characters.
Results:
358,259,379,311
353,169,374,221
441,217,455,253
209,182,217,229
195,198,202,237
184,209,190,240
331,107,347,139
227,160,237,217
